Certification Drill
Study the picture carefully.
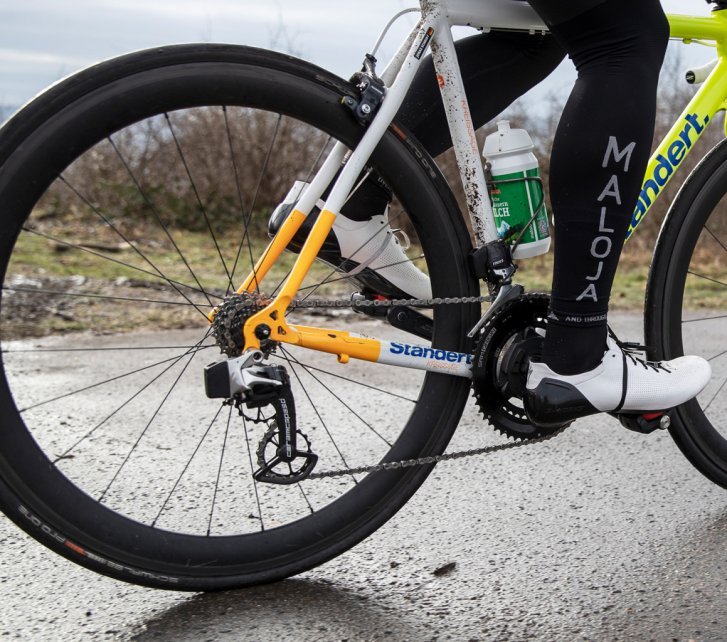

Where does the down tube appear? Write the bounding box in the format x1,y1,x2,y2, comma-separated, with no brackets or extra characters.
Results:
626,59,727,239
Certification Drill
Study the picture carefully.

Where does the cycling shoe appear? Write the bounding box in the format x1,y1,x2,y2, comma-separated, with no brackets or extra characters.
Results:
523,334,711,429
268,181,432,300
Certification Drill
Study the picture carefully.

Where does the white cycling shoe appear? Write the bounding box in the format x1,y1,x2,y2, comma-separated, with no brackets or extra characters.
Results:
523,335,712,428
268,181,432,300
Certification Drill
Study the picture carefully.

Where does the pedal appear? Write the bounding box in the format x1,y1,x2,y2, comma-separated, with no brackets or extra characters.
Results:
387,306,433,341
613,411,671,434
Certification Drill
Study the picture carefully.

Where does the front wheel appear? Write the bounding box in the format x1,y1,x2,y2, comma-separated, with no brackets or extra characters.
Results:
645,138,727,488
0,45,479,589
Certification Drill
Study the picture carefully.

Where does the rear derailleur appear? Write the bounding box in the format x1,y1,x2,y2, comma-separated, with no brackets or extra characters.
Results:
204,352,317,484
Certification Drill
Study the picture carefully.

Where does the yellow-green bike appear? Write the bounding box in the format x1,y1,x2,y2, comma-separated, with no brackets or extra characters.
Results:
0,1,723,590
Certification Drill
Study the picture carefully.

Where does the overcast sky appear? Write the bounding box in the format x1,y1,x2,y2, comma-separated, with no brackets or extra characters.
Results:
0,0,716,111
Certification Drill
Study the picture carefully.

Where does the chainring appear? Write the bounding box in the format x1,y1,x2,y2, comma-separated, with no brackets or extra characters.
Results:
472,292,568,440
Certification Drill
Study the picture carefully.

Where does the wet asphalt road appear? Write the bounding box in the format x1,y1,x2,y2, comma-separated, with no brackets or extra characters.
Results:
1,313,726,641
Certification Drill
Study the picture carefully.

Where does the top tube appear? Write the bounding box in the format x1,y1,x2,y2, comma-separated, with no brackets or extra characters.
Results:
434,0,547,31
430,1,727,49
669,11,727,46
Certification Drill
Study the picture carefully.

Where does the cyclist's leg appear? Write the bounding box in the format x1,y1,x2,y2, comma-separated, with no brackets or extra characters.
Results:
530,0,668,375
269,31,564,299
339,31,564,222
523,0,711,426
396,31,565,160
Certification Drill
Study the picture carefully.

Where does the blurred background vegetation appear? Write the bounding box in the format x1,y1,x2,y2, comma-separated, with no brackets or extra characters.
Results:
34,49,720,253
5,47,724,340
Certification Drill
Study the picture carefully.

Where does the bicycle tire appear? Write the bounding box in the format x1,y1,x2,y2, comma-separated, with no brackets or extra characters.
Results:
0,44,479,590
645,138,727,488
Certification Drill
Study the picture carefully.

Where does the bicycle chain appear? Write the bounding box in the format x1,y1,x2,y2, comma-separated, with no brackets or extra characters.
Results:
307,427,565,479
289,293,491,310
277,292,566,480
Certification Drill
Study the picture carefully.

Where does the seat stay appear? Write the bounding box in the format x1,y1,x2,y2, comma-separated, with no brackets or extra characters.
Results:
236,17,435,354
223,0,543,369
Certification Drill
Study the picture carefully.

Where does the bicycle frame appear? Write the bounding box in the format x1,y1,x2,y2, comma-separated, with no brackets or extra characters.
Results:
628,11,727,237
219,2,727,379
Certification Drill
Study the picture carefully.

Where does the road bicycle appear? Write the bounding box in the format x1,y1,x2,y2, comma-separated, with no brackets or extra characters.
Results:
0,0,724,591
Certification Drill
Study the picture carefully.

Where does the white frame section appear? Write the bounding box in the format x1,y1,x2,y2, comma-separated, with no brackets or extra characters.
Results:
297,0,546,247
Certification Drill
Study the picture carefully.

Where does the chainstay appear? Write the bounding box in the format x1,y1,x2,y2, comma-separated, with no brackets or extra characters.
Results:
307,426,565,479
289,291,546,479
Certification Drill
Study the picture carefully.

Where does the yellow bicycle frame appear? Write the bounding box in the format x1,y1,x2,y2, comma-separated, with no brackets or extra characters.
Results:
212,10,727,369
627,10,727,237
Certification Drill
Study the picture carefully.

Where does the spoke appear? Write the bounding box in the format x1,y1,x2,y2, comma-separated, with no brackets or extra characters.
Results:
58,176,212,317
99,339,202,502
687,270,727,289
222,106,254,297
241,413,265,531
227,112,283,295
153,404,224,528
2,286,207,307
270,267,294,297
164,113,234,293
270,353,417,403
19,340,212,413
281,349,391,447
108,135,215,307
267,169,389,300
705,224,727,255
52,341,207,462
305,136,333,183
222,106,248,297
21,227,222,302
207,404,233,536
682,313,727,324
279,347,356,483
3,344,214,354
703,375,727,413
296,253,426,297
295,477,315,514
708,348,727,362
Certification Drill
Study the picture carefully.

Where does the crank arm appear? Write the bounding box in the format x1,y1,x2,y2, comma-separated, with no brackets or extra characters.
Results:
387,306,433,341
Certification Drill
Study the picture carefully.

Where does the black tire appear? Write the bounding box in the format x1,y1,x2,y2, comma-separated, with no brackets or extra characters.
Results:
645,138,727,488
0,45,479,590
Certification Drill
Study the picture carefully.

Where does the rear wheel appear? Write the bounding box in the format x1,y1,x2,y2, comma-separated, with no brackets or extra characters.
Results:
646,139,727,488
0,45,478,589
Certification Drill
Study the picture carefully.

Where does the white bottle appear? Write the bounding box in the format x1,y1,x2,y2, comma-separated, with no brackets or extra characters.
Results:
483,120,551,259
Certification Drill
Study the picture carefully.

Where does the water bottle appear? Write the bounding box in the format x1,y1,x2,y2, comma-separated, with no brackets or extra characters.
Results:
482,120,550,259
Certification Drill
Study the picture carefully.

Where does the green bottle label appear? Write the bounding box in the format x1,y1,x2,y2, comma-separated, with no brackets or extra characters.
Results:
489,168,549,246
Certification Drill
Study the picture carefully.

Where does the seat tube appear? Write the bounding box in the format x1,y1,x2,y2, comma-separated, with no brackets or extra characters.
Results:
425,1,499,245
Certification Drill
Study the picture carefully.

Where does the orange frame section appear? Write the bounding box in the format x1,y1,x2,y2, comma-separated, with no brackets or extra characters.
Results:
208,207,383,365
